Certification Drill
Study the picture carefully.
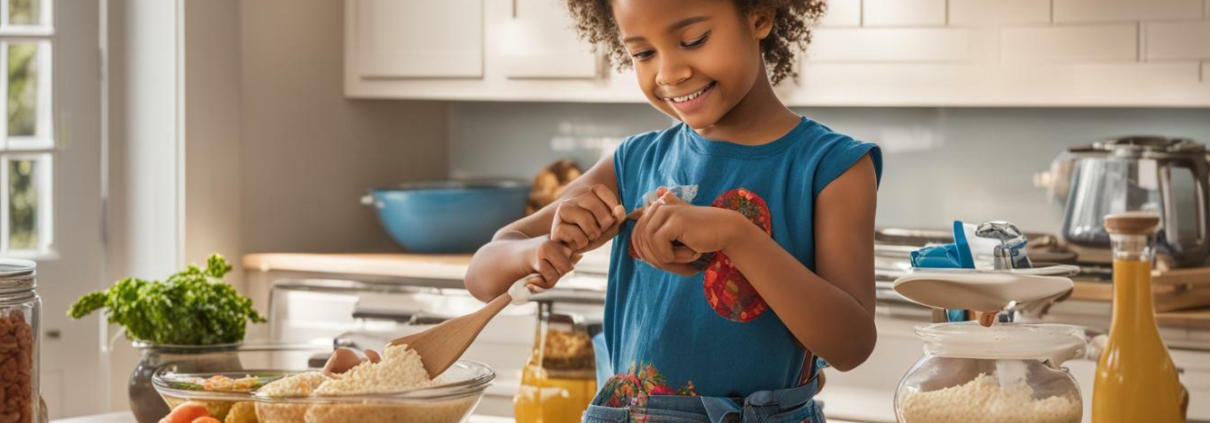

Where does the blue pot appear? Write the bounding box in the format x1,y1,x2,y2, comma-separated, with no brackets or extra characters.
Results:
363,180,530,253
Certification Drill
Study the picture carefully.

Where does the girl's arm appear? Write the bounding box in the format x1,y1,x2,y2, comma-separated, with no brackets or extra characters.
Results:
723,155,878,371
464,154,623,302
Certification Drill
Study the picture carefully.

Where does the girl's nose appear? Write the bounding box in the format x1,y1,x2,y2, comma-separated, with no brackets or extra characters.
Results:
656,56,692,87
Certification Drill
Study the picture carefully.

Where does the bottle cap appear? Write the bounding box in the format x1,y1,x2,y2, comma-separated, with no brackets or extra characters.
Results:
1104,212,1161,235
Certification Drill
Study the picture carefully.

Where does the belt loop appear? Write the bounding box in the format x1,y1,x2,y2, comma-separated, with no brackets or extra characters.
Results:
701,396,742,423
776,379,819,411
748,390,774,407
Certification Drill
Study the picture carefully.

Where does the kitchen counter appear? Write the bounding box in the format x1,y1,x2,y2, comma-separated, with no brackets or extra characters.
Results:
51,412,519,423
52,411,869,423
244,252,474,287
244,252,609,306
244,252,607,293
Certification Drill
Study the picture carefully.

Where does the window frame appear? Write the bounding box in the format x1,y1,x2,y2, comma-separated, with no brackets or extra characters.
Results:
0,0,52,258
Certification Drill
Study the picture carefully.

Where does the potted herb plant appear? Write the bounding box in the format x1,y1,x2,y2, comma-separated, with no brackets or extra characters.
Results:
68,254,266,423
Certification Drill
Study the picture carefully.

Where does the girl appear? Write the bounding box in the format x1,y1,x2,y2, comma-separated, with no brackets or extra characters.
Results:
466,0,883,421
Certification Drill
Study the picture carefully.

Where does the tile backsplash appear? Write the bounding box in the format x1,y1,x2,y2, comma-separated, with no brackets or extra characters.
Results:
450,103,1210,234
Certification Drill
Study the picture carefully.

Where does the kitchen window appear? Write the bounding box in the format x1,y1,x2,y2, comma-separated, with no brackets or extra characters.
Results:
0,0,52,257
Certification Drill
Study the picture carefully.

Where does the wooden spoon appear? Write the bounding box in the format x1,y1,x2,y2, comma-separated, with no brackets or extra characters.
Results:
388,278,539,378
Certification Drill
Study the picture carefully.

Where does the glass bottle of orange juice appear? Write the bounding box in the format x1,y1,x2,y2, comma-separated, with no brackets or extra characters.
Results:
1092,212,1186,422
514,302,597,423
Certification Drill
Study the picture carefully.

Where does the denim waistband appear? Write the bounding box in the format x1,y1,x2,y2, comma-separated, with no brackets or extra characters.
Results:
585,378,821,423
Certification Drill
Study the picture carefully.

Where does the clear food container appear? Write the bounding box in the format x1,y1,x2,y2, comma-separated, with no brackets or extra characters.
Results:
253,360,494,423
895,322,1087,423
0,259,41,423
514,302,597,423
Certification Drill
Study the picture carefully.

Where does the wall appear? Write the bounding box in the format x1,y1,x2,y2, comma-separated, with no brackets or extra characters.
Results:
449,103,1210,234
241,0,449,254
107,0,250,412
104,0,185,410
184,0,244,283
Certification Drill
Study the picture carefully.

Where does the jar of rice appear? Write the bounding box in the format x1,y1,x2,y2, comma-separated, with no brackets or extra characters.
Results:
895,322,1089,423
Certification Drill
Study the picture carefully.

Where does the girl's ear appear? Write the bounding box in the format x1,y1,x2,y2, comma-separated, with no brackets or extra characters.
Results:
748,7,775,40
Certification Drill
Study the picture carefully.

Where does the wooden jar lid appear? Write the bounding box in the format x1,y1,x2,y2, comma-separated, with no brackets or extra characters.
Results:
1104,212,1161,235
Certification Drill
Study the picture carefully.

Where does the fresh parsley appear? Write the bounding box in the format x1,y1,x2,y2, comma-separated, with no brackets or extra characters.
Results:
68,254,266,345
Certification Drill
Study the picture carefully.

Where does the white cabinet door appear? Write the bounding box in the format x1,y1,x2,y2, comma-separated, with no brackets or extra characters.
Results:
350,0,484,79
499,0,598,79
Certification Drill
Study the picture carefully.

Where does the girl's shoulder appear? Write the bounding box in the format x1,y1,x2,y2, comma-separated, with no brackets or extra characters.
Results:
791,118,866,155
796,118,883,196
615,123,683,153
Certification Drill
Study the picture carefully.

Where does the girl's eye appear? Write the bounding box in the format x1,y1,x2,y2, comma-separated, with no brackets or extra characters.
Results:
682,32,710,48
631,50,655,61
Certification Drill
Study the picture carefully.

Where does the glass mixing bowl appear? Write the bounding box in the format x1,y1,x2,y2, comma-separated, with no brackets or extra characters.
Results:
254,360,495,423
895,322,1087,423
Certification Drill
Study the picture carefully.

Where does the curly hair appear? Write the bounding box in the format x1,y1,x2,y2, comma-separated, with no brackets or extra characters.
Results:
564,0,826,85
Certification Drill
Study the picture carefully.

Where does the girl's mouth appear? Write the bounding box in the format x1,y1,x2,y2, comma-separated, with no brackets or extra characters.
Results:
662,81,716,113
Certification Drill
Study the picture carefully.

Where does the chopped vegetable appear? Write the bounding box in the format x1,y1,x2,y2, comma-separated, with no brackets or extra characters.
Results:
159,402,210,423
191,418,222,423
67,254,266,345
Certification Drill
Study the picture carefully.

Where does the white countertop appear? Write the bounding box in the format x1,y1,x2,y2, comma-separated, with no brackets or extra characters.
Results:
52,412,518,423
53,411,867,423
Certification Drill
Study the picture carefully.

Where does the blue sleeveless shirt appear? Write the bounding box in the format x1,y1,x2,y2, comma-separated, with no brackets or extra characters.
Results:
596,116,883,407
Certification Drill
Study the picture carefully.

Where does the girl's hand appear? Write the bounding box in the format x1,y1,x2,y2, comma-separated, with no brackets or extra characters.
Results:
975,311,998,327
630,188,739,276
552,185,627,251
522,236,579,291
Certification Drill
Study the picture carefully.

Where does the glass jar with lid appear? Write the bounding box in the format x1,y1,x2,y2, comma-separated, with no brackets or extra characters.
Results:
0,258,41,423
895,322,1086,423
514,301,597,423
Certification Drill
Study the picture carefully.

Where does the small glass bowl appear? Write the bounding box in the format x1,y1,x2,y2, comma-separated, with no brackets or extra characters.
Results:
153,369,298,421
253,360,495,423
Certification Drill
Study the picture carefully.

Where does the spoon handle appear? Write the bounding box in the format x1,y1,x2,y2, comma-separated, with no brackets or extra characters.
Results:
507,274,543,305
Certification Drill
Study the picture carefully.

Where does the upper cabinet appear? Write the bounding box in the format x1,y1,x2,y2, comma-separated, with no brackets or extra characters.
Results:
499,0,599,79
345,0,642,102
346,0,1210,106
349,0,483,79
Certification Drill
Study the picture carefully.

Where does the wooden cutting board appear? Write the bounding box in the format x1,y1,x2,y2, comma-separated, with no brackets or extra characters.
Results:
1157,308,1210,329
1152,266,1210,287
1072,266,1210,312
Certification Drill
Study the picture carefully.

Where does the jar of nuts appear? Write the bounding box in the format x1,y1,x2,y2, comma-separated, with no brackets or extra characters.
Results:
0,259,40,423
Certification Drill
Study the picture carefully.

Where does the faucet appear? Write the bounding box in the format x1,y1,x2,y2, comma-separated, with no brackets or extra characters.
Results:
975,221,1033,270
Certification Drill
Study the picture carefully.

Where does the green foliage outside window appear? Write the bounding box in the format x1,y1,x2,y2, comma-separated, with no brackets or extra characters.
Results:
8,43,37,137
8,159,37,250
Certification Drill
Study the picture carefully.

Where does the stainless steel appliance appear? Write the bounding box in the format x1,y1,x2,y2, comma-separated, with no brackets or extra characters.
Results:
1054,136,1210,267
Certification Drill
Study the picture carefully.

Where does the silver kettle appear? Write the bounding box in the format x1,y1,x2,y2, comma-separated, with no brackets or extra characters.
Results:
1054,136,1210,267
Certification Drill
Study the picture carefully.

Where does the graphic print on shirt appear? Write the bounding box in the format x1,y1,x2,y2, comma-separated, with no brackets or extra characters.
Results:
627,185,700,261
704,188,772,323
595,361,698,410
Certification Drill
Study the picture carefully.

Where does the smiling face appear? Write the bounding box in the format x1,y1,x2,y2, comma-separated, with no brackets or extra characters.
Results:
612,0,773,130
